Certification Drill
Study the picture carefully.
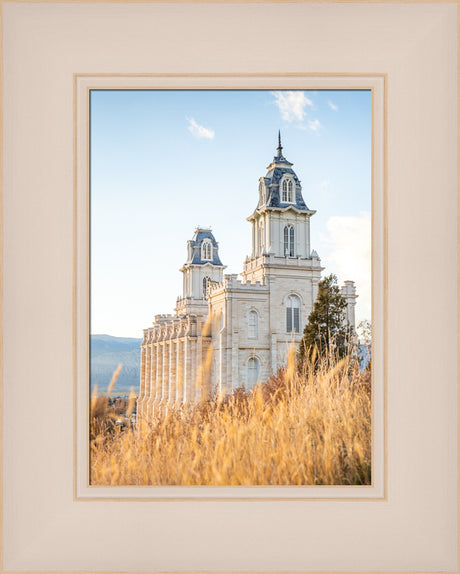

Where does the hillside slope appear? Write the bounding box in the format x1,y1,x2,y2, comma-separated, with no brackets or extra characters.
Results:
90,334,142,395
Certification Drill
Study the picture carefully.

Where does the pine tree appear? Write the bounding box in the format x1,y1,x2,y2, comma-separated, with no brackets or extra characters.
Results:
299,274,352,366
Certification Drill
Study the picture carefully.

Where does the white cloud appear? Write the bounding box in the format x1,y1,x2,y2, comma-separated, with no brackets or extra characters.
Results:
320,179,331,191
321,212,372,323
298,118,322,133
271,91,313,122
308,119,322,132
187,117,215,140
328,100,338,111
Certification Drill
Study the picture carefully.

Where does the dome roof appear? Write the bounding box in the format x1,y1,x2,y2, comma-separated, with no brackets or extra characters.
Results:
256,132,311,212
186,228,223,266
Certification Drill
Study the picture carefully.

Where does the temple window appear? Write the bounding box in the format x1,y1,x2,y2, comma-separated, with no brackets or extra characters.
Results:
284,225,295,257
282,178,294,202
248,310,258,338
286,294,301,333
202,241,212,260
247,356,260,388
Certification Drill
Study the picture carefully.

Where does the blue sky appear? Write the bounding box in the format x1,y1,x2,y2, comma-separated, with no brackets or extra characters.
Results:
90,89,371,338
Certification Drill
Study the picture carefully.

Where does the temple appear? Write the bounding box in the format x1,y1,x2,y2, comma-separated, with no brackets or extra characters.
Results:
137,134,357,421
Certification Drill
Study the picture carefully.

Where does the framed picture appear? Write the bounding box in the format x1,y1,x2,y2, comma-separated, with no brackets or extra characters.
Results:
2,1,457,572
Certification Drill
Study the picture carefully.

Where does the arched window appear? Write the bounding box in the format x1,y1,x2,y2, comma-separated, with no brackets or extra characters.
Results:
282,179,294,203
247,357,260,388
287,183,293,203
284,225,295,257
282,180,288,202
286,294,301,333
248,310,258,338
258,224,264,254
202,241,212,261
203,276,211,297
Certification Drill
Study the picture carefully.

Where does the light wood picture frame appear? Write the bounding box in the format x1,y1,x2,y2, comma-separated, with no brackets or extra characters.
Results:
1,1,458,572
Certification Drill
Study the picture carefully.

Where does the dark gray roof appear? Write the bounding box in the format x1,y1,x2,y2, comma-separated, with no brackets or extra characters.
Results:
188,228,224,266
256,135,310,211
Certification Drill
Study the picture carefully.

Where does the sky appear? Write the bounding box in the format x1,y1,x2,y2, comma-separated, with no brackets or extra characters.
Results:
90,89,371,338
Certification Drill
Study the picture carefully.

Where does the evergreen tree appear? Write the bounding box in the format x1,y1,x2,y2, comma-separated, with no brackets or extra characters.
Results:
299,274,352,366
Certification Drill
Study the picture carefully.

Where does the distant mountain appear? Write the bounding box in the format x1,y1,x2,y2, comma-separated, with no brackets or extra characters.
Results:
90,334,142,395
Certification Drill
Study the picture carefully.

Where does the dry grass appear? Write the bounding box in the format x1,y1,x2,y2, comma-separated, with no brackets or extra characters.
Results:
90,347,371,486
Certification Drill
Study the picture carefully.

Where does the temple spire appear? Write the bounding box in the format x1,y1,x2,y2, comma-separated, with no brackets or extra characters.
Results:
277,130,283,156
271,130,291,166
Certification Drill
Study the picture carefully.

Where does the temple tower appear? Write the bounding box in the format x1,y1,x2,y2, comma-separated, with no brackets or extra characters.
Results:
241,133,324,370
176,227,226,316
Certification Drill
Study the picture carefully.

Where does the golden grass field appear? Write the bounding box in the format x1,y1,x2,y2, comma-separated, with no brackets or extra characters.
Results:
90,347,372,486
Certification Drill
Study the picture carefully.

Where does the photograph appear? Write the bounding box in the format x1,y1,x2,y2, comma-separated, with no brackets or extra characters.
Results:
89,89,372,486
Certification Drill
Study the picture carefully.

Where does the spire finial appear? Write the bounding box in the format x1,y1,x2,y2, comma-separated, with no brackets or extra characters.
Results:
269,130,292,166
277,130,282,155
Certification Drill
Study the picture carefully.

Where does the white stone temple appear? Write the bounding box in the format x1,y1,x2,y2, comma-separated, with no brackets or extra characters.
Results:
137,134,357,421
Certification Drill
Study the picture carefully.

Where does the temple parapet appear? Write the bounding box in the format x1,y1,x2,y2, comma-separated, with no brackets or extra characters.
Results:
154,314,174,324
208,273,268,296
243,252,323,273
145,314,208,340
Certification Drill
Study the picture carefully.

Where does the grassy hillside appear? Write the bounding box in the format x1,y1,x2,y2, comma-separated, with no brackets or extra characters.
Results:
90,347,371,486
